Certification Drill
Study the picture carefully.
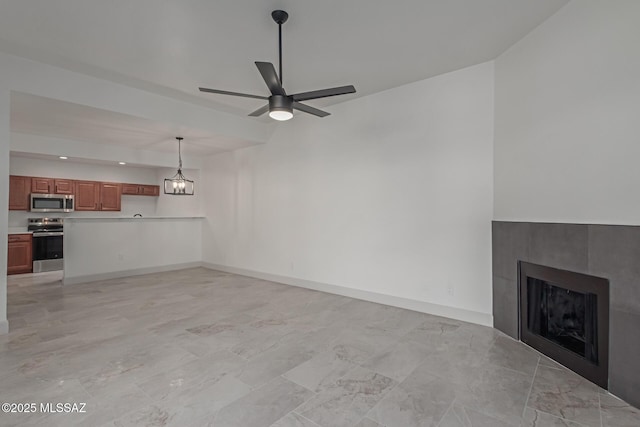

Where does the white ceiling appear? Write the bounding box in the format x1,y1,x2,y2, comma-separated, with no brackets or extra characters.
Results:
10,92,258,156
0,0,569,157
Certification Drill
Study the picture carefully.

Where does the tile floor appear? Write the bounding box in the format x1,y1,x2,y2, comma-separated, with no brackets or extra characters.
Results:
1,268,638,427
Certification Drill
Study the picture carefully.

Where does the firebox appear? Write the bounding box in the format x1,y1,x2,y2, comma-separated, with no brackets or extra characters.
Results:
519,261,609,389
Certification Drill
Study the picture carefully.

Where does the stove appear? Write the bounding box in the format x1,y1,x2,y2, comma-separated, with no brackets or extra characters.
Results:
28,218,64,272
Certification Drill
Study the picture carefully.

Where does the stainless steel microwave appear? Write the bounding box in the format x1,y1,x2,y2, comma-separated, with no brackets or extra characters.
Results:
30,194,75,213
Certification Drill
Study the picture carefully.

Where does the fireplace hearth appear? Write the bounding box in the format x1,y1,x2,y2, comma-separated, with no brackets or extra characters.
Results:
519,261,609,389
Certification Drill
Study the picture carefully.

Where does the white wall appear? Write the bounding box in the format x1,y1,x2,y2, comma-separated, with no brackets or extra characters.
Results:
203,62,495,323
64,217,203,285
494,1,640,224
8,155,202,226
0,89,9,333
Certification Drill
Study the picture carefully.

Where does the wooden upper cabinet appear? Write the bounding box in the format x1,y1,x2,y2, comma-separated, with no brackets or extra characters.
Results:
74,181,121,211
140,185,160,196
31,177,74,194
9,175,31,211
31,177,53,194
100,183,122,211
8,174,154,212
54,179,74,194
74,181,101,211
121,184,140,195
122,183,160,196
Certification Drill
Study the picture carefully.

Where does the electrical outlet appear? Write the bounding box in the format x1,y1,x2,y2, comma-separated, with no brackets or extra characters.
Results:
117,253,124,261
447,284,454,296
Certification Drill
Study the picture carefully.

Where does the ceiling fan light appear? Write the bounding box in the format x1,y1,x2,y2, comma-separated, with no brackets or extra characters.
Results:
268,94,293,121
269,109,293,121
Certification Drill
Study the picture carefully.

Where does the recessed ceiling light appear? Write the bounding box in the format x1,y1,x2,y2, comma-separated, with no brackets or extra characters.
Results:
118,162,127,165
59,156,68,160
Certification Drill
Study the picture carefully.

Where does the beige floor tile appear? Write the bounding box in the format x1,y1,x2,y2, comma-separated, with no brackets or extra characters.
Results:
2,268,637,427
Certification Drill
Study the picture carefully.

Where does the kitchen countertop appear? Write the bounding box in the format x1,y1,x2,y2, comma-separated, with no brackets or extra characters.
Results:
8,227,32,234
65,216,204,221
7,217,203,233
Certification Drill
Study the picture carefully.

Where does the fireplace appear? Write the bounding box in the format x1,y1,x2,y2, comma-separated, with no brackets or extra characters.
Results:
493,222,640,408
519,261,609,389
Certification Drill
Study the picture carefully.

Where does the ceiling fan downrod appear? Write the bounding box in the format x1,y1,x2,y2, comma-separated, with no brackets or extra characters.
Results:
271,10,288,86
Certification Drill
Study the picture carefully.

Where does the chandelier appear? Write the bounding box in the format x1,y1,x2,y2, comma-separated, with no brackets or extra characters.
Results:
164,137,194,195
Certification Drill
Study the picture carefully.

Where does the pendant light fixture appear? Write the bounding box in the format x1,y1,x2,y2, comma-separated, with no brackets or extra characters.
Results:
164,137,194,195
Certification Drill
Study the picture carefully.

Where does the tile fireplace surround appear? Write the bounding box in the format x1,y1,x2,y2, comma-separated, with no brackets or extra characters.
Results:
492,221,640,409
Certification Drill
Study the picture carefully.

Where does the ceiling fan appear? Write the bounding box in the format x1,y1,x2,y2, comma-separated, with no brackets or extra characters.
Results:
199,10,356,121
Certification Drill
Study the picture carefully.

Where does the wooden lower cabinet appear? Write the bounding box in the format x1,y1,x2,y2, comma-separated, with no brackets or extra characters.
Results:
7,234,32,275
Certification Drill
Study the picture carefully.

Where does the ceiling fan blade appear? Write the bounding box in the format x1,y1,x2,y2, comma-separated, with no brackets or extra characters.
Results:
248,104,270,117
255,62,285,96
292,85,356,102
293,101,330,118
199,87,268,100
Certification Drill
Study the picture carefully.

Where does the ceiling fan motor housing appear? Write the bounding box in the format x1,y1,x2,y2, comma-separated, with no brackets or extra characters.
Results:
269,95,293,114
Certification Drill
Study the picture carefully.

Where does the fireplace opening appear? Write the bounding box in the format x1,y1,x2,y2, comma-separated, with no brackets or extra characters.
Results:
519,262,609,389
527,278,597,360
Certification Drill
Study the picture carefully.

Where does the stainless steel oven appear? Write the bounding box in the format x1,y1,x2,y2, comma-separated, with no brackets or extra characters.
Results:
28,218,64,272
30,194,74,213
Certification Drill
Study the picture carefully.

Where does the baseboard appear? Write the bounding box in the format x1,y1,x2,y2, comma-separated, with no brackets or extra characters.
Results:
0,319,8,335
63,262,203,286
202,262,493,327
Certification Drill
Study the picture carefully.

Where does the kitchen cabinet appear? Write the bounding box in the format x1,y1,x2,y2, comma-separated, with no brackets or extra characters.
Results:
121,184,139,195
54,179,74,194
140,185,160,196
74,181,101,211
9,173,153,212
7,234,32,275
31,177,53,194
32,177,75,194
9,175,30,210
122,184,160,196
100,182,122,211
74,181,121,211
